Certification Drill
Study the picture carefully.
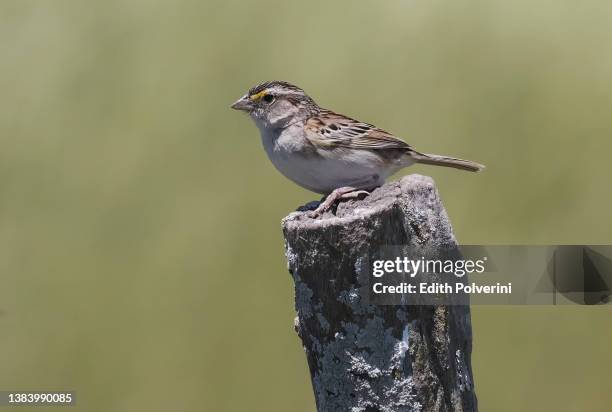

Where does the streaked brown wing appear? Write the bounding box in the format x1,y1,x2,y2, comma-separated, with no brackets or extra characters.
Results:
305,111,413,151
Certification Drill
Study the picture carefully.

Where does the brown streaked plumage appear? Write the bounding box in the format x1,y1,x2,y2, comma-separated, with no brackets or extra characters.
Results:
231,80,484,214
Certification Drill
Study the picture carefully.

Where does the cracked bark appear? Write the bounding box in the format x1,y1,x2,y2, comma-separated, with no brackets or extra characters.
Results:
282,174,477,412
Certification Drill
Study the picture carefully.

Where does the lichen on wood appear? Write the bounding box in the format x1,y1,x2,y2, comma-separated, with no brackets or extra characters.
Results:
282,174,477,412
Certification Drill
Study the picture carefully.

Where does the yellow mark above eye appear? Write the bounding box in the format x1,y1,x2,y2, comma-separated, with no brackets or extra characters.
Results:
250,90,268,101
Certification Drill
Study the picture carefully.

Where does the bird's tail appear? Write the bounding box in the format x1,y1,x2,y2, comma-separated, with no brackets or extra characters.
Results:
410,151,485,172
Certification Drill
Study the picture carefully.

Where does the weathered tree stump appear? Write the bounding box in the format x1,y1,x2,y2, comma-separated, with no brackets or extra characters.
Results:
282,174,476,412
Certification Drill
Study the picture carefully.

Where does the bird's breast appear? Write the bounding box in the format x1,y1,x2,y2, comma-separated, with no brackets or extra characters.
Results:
258,126,393,194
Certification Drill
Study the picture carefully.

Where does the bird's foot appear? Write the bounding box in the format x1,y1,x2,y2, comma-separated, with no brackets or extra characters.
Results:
307,187,370,217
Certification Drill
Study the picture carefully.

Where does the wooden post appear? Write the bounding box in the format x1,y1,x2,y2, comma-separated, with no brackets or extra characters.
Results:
282,174,477,412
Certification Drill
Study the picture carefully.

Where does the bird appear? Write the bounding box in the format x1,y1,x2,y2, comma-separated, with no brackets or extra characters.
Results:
231,80,484,215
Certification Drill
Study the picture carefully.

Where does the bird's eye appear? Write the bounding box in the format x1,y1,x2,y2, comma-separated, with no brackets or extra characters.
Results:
262,94,275,103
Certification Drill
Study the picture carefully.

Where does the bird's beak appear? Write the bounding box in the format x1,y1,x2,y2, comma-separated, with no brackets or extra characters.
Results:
231,95,254,112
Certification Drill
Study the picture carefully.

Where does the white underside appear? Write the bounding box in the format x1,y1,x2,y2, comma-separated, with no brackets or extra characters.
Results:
259,124,412,194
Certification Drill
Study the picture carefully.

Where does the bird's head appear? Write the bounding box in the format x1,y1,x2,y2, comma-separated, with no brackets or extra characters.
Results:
231,81,318,129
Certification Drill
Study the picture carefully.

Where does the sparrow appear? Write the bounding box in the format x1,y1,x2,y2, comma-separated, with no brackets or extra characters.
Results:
231,81,484,214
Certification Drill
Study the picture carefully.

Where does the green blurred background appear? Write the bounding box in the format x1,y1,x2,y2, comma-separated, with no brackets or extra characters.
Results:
1,1,611,411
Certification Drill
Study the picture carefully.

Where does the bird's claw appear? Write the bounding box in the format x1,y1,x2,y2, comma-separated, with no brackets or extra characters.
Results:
306,187,370,218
